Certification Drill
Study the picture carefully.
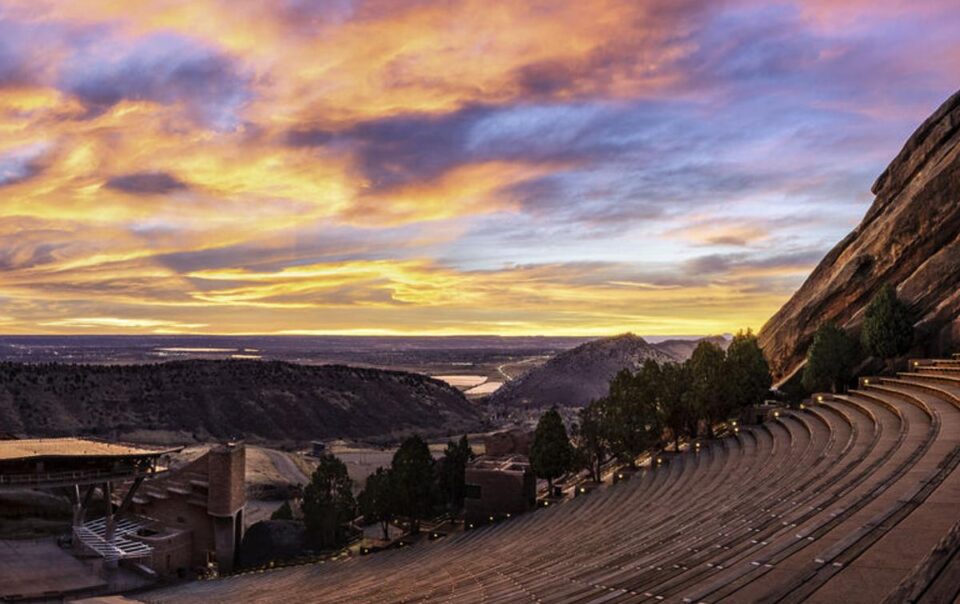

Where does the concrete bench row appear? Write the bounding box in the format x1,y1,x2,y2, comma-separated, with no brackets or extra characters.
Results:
145,360,960,604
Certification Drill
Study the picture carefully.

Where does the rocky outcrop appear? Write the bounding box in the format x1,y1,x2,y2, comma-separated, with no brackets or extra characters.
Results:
759,89,960,382
487,333,674,408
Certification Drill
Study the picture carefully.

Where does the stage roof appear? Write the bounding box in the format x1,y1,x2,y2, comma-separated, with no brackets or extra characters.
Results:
0,438,180,462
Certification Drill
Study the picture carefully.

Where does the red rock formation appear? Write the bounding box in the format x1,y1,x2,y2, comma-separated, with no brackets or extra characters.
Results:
760,89,960,382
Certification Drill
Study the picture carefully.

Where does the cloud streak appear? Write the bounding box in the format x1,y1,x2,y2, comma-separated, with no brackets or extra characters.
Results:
0,0,957,335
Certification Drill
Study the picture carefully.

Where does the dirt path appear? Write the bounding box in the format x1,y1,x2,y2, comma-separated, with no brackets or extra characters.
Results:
260,448,309,486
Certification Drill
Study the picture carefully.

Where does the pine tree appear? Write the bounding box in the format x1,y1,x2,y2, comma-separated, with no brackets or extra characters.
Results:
861,284,913,366
529,407,574,493
725,329,772,409
576,400,612,483
271,500,293,521
358,467,395,540
605,363,659,463
803,322,858,393
302,453,356,549
658,361,695,451
689,340,729,437
438,435,475,511
390,435,437,534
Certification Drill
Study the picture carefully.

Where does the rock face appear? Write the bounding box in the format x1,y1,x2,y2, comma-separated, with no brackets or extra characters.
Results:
0,360,484,443
759,89,960,382
487,333,674,408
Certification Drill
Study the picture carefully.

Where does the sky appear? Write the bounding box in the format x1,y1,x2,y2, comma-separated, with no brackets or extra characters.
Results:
0,0,957,337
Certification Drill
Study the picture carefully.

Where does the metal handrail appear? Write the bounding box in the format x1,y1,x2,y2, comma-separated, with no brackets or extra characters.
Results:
0,465,168,486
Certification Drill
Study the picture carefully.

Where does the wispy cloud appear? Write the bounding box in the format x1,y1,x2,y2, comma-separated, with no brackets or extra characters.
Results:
0,0,956,335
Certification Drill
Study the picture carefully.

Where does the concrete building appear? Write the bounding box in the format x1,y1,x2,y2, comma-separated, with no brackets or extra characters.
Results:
464,455,536,526
0,438,246,600
128,443,246,576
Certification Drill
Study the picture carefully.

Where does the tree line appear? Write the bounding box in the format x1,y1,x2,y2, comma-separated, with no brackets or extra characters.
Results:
802,284,914,394
280,286,914,550
281,434,475,550
531,330,772,485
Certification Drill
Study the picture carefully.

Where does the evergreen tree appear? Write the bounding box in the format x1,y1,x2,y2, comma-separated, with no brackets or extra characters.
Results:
576,399,612,483
689,340,729,437
605,363,659,463
438,435,475,511
358,467,395,541
861,284,913,366
271,500,293,521
725,329,772,409
803,321,858,393
529,407,574,493
658,361,695,451
390,435,437,534
302,453,356,549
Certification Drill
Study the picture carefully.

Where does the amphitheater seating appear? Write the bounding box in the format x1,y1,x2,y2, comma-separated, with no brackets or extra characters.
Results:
145,358,960,603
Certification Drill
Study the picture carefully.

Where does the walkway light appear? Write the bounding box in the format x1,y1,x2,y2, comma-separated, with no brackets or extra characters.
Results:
864,378,870,385
579,486,586,494
817,395,824,402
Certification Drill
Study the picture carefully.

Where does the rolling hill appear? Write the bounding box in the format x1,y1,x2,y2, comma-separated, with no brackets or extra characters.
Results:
486,333,675,408
0,360,484,443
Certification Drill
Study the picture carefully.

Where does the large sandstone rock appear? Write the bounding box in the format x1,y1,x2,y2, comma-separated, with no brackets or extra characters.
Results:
759,89,960,382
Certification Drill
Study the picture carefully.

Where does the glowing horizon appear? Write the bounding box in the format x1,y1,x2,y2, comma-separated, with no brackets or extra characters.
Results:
0,1,957,336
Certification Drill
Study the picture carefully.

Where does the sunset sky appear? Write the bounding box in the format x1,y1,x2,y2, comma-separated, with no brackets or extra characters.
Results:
0,1,957,336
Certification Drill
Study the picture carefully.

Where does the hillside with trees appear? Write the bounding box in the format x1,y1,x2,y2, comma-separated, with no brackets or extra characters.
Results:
487,334,675,408
0,360,485,443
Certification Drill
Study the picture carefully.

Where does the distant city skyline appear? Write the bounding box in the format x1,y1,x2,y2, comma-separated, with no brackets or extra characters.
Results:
0,1,957,336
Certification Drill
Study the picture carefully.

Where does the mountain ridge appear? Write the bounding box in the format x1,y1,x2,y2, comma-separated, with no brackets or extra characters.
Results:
0,360,484,444
487,333,677,408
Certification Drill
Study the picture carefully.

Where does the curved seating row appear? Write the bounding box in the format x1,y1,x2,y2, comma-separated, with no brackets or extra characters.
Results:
144,358,960,604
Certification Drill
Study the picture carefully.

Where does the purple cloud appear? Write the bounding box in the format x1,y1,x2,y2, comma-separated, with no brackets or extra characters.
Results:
59,33,250,129
105,171,189,195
